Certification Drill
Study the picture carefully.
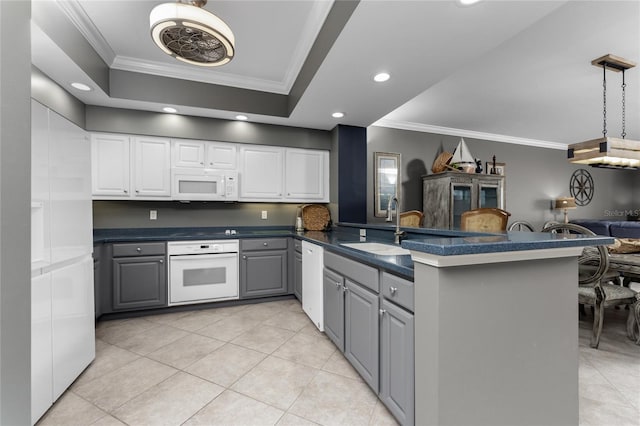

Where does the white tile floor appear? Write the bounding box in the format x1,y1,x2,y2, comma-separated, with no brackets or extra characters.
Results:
37,298,640,426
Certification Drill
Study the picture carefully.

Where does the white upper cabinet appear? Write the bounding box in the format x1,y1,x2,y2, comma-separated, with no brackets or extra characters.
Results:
132,136,171,197
239,145,284,200
91,134,130,197
172,140,205,168
285,149,329,201
206,142,237,169
172,140,238,170
92,133,171,200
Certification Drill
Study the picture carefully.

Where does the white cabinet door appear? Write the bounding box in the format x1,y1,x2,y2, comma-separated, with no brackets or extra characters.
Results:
173,140,205,168
133,136,171,197
31,272,53,425
51,257,95,400
50,111,92,263
206,142,237,169
31,101,51,268
239,145,284,200
285,149,329,201
91,134,130,197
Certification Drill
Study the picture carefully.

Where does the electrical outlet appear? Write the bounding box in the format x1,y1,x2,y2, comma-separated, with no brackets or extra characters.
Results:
261,210,268,220
150,210,157,220
359,229,366,237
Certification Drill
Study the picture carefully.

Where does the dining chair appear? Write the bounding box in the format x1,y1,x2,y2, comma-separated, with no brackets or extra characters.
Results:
399,210,424,227
542,222,639,348
507,220,535,231
460,208,511,232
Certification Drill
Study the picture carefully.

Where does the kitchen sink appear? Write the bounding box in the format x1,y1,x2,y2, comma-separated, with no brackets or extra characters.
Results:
340,242,410,256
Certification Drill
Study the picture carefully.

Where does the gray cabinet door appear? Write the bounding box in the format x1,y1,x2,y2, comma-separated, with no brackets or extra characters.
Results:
240,249,288,298
380,299,415,426
323,267,344,351
294,251,302,301
345,279,379,393
112,255,167,310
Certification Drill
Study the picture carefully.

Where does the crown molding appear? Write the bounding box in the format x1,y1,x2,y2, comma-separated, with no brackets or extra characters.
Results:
111,56,290,94
281,0,334,93
55,0,116,65
373,119,568,150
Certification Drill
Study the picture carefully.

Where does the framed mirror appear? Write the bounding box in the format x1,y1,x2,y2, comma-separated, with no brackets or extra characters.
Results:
374,152,401,217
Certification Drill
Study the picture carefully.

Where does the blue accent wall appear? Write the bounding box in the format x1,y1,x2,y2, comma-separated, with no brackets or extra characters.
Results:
338,125,367,223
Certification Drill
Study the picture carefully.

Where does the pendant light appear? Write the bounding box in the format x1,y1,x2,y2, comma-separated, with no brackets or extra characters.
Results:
567,54,639,169
150,0,235,67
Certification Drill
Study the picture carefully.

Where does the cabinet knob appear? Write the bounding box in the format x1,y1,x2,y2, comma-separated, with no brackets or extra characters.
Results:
342,286,348,292
379,309,386,316
334,282,340,289
136,247,141,252
135,190,139,193
243,255,247,260
200,162,204,165
390,286,398,295
124,190,128,194
263,242,268,246
159,259,164,264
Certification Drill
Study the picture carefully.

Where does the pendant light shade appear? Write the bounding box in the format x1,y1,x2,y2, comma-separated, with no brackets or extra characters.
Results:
150,0,235,67
567,54,638,169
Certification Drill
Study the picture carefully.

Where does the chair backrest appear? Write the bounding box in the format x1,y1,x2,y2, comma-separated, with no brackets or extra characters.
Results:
541,222,610,286
460,208,511,232
507,220,535,232
399,210,424,227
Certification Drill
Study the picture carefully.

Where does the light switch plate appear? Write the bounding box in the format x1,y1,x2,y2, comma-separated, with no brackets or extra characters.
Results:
261,210,268,220
150,210,157,220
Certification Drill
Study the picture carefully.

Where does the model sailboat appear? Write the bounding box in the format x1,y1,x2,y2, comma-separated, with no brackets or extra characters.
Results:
450,138,476,173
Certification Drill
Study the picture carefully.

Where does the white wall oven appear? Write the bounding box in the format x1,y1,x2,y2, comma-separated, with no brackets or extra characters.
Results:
171,168,238,201
168,240,239,305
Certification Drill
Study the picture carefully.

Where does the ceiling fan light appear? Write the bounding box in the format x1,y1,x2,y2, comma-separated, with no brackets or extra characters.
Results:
150,2,235,67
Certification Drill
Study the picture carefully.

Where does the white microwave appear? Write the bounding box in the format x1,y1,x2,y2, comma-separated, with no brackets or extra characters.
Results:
171,168,238,201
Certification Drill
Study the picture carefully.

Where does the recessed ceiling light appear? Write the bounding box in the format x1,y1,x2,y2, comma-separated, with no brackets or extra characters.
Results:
162,107,178,113
235,115,248,121
458,0,482,5
70,82,91,91
332,112,345,118
373,72,390,83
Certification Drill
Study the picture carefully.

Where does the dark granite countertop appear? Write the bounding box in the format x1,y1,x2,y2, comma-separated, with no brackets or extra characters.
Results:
94,223,614,280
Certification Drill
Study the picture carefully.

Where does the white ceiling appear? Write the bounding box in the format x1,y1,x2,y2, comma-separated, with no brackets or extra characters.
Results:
31,0,640,148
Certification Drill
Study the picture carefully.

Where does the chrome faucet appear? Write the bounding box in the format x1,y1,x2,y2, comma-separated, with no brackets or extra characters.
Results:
386,196,406,245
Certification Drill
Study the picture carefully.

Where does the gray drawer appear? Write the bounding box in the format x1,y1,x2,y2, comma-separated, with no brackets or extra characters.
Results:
241,238,288,251
112,242,166,257
325,250,379,293
381,272,414,312
294,239,302,253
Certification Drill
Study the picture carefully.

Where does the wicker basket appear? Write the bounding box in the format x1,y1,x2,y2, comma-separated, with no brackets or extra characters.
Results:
431,151,453,173
301,204,331,231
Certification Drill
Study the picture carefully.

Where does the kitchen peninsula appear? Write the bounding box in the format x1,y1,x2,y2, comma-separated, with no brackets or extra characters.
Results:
94,224,611,426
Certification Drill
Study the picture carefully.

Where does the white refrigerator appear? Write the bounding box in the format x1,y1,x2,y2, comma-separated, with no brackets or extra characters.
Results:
31,100,95,424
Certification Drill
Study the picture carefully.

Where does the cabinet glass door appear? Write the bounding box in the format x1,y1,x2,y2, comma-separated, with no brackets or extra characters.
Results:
479,185,499,208
452,184,472,228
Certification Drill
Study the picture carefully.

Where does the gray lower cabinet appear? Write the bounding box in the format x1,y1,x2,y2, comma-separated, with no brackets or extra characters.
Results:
323,251,380,393
240,238,288,298
323,267,344,351
345,279,379,393
93,244,101,319
111,242,167,311
380,298,415,426
294,240,302,301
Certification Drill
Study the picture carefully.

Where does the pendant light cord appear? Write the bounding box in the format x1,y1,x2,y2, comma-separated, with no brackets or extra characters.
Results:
602,63,607,137
622,69,626,139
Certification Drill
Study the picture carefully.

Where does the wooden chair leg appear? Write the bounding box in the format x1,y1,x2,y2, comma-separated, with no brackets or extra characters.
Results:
591,300,604,349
